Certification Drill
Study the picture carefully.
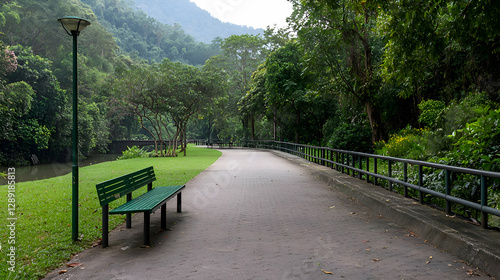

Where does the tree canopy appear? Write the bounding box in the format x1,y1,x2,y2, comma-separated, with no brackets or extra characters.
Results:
1,0,499,169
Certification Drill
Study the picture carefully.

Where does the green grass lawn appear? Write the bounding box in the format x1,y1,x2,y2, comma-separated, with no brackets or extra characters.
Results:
0,145,221,279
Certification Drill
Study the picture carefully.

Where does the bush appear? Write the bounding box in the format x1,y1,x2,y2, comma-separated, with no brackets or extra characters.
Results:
375,126,429,159
418,99,446,128
117,146,153,160
441,107,500,171
326,122,372,153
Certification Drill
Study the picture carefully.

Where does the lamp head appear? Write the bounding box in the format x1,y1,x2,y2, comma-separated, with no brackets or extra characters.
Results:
58,16,91,36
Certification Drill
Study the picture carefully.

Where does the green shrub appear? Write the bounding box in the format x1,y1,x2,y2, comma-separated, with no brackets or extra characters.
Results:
418,99,446,128
441,107,500,171
375,126,429,159
117,146,153,160
326,122,372,153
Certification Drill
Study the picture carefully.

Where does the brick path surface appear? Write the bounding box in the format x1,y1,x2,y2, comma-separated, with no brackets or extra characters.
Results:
45,149,492,280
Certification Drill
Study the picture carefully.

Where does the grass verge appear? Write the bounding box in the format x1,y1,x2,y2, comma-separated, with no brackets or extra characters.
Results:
0,145,221,279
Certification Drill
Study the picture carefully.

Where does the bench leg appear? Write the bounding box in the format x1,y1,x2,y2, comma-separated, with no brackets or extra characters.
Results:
102,205,109,248
126,213,132,228
126,194,132,228
177,192,182,213
161,203,167,230
144,212,150,246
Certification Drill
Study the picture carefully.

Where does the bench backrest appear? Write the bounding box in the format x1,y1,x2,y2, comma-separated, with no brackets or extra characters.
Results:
96,166,156,207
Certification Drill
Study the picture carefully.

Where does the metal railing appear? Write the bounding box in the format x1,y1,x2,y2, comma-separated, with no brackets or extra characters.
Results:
237,140,500,229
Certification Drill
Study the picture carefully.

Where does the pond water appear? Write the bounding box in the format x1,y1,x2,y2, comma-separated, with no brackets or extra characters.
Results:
0,153,120,185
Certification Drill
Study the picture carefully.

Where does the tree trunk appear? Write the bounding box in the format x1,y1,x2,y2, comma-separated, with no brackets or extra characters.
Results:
183,123,187,156
365,101,383,143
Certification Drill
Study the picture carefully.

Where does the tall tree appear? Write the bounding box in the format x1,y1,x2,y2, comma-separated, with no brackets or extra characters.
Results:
112,63,170,156
159,60,225,155
265,41,310,142
215,34,267,139
288,0,385,142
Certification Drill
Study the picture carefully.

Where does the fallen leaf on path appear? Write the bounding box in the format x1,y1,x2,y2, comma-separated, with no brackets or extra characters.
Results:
321,269,333,275
470,218,480,225
91,239,102,247
405,231,417,237
58,270,68,274
466,269,480,276
425,261,431,264
365,249,371,252
373,259,380,262
67,263,82,267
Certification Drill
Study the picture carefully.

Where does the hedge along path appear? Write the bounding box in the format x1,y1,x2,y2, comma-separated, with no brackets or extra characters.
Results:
0,145,221,279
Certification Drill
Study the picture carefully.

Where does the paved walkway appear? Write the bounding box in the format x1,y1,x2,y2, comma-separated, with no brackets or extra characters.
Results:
45,149,496,279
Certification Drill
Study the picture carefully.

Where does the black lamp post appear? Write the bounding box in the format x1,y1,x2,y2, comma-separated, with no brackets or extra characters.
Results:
57,16,91,242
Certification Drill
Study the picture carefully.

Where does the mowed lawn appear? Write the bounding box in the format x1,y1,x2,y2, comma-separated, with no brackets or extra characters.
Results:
0,145,221,279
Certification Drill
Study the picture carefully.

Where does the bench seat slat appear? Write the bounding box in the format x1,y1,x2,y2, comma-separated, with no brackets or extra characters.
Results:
109,185,185,214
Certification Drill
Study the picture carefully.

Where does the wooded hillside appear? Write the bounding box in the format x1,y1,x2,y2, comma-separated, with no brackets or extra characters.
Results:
133,0,264,44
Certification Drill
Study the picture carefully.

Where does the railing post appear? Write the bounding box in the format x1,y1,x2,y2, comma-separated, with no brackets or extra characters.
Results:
419,165,424,204
351,154,355,177
366,156,370,183
374,158,378,186
346,153,350,176
481,175,488,229
341,153,345,174
404,163,408,197
336,151,340,171
329,150,333,169
358,155,362,179
445,169,451,215
388,160,392,191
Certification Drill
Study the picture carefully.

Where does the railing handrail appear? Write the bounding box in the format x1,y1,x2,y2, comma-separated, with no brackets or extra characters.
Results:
253,140,500,178
237,139,500,229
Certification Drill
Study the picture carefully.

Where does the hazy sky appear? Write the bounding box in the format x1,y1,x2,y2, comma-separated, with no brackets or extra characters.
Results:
190,0,294,29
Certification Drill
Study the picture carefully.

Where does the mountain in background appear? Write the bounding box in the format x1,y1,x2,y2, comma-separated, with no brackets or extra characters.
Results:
133,0,264,43
80,0,221,65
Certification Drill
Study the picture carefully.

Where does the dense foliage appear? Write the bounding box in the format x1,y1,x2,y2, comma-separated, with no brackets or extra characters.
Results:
81,0,221,65
0,0,222,165
1,0,500,173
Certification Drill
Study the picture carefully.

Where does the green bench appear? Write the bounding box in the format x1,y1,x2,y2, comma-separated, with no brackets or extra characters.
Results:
95,166,185,247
